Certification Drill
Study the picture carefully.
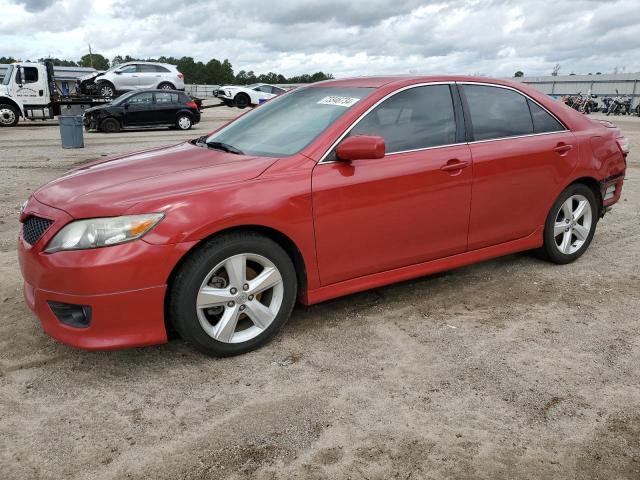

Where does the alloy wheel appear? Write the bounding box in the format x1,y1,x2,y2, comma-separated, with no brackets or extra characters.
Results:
553,194,593,255
196,253,284,343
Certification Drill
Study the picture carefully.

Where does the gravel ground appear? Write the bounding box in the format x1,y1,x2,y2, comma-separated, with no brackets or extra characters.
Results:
1,109,639,480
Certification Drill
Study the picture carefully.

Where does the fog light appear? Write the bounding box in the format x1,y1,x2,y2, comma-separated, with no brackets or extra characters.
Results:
47,301,92,328
604,184,616,201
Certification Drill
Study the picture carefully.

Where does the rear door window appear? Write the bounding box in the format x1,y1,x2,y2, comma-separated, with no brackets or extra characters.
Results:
128,92,154,104
462,85,533,141
349,84,457,153
527,99,565,133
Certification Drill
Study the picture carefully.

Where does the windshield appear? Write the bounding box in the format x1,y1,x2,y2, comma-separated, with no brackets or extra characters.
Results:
2,65,13,85
206,86,374,157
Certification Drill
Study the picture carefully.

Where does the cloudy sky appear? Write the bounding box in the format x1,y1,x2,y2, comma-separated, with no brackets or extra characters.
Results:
1,0,639,78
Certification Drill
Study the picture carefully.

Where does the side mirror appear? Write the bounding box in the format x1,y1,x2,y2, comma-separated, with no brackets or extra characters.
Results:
16,66,23,86
114,70,122,75
336,135,385,161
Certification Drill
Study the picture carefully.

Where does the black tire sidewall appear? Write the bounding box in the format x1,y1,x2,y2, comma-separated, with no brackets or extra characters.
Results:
169,233,297,356
0,104,19,127
543,184,598,264
158,82,175,90
235,93,250,109
100,118,120,133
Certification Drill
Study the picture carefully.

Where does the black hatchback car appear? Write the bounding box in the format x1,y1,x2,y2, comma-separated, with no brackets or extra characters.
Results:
83,89,202,133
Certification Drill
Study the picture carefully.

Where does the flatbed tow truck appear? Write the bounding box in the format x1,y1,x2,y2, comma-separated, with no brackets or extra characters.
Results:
0,60,113,127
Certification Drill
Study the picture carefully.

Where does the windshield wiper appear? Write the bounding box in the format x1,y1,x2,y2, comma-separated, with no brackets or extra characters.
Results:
205,141,244,155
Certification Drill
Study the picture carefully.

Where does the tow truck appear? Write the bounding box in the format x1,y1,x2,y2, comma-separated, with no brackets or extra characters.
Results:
0,60,112,127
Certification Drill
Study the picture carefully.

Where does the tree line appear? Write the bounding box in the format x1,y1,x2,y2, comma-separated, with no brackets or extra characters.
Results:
0,54,333,85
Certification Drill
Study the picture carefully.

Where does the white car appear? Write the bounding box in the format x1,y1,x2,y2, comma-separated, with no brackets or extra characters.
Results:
78,62,185,98
215,83,287,108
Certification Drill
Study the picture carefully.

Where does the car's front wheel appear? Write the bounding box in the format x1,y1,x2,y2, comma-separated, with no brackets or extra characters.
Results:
168,233,297,356
234,93,250,109
541,183,598,264
98,82,116,98
99,117,121,133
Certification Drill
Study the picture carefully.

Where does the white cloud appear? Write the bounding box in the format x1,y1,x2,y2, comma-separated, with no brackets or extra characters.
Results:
1,0,639,77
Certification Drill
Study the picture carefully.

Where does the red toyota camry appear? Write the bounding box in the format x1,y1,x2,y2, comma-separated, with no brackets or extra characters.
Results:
18,76,628,356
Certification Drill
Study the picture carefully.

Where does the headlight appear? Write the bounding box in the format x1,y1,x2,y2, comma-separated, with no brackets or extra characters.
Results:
45,214,163,253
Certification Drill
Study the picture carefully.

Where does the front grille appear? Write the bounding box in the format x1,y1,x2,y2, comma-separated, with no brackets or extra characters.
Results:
22,216,53,245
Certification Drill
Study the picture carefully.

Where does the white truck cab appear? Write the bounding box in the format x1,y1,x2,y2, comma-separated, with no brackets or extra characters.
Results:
0,61,109,127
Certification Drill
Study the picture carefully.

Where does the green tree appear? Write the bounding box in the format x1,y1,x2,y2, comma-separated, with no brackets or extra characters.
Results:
78,53,109,70
0,56,17,63
514,70,524,77
220,59,235,85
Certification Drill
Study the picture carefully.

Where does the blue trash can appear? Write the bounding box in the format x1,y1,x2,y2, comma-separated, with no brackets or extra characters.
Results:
59,115,84,149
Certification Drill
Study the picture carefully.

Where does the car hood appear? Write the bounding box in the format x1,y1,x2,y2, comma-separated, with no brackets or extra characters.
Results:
79,71,105,82
84,104,112,114
34,142,277,218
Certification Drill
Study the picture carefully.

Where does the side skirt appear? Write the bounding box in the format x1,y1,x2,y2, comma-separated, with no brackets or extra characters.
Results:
303,226,544,306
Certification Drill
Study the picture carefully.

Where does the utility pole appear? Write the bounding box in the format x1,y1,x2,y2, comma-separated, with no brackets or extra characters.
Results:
88,44,93,68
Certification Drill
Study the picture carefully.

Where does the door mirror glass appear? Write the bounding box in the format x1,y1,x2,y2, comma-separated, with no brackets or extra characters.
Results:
336,135,385,161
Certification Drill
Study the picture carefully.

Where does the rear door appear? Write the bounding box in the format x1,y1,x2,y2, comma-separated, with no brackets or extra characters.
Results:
312,84,473,285
154,91,180,123
123,91,156,126
460,83,580,250
138,64,163,88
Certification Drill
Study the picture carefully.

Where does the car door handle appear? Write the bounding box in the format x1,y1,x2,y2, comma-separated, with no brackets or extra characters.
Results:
553,143,573,154
440,159,470,172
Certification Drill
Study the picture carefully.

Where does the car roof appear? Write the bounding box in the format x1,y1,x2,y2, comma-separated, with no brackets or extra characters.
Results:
311,75,527,89
120,61,175,67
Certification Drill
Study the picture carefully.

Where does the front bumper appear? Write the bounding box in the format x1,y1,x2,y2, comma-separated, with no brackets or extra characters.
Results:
18,198,195,350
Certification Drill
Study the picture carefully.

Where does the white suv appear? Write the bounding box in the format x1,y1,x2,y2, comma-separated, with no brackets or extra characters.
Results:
79,62,185,97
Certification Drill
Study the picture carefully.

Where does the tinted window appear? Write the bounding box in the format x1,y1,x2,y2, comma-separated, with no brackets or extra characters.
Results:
528,99,564,133
156,65,170,72
139,64,157,72
156,92,178,103
273,87,286,95
349,85,456,153
255,85,272,93
463,85,533,141
119,65,137,74
128,92,154,104
23,67,38,83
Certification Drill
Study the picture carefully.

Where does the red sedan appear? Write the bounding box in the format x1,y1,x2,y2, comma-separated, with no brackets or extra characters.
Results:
18,76,628,356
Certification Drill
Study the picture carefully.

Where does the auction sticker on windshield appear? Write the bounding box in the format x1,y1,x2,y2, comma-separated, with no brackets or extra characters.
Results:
317,96,361,107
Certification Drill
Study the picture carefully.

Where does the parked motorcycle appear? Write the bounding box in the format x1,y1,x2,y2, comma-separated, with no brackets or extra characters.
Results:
606,90,631,116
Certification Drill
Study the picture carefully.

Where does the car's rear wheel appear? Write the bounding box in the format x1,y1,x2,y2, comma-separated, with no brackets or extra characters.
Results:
168,233,297,356
176,114,192,130
234,93,250,109
100,118,121,133
541,183,598,264
158,82,175,90
99,82,116,98
0,104,19,127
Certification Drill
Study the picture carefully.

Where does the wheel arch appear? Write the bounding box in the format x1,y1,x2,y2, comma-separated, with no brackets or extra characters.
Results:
164,224,309,333
567,176,603,216
0,97,23,116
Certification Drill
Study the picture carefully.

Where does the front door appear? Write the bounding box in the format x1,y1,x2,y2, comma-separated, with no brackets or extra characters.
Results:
15,65,47,106
115,64,140,91
459,83,581,250
312,84,473,286
123,91,156,126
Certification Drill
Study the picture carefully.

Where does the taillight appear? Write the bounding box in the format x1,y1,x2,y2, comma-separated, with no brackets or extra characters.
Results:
186,100,197,109
617,136,629,156
177,72,184,80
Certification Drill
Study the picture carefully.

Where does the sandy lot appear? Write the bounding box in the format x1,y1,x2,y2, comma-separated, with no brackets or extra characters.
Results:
1,109,639,480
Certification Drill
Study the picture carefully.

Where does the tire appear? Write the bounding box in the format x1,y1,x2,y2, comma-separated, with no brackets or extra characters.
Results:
176,113,193,130
0,103,19,127
98,82,116,98
540,183,598,264
168,232,298,356
100,117,121,133
158,82,175,90
234,93,250,109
